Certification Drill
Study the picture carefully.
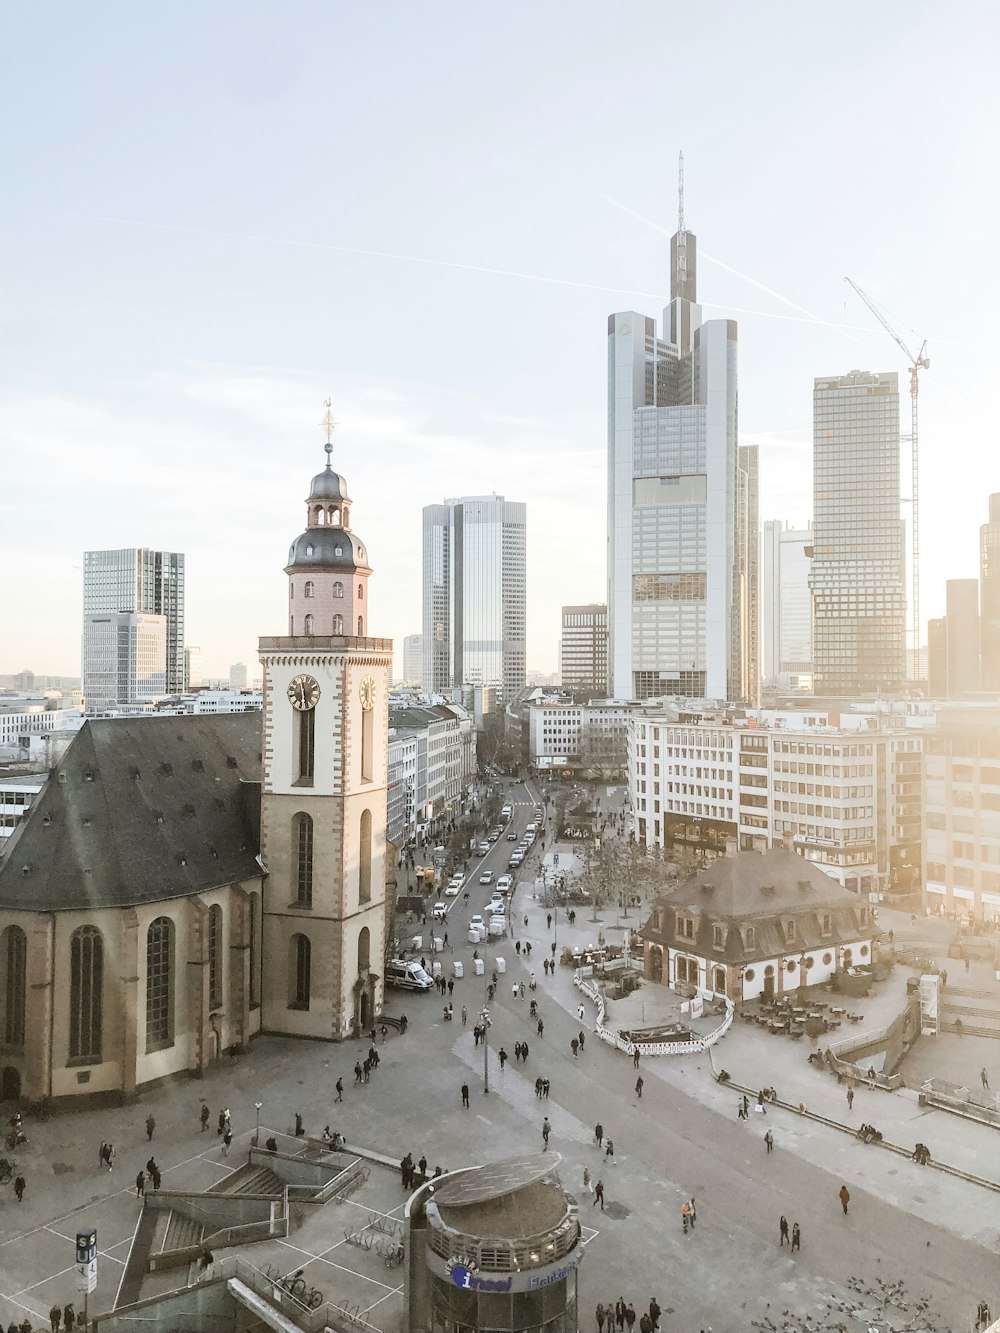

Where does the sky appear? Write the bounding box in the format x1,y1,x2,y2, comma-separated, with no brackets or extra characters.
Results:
3,0,1000,681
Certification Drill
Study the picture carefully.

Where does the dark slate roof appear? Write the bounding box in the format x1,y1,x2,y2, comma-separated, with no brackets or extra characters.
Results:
0,713,262,912
285,528,370,572
639,848,874,964
308,464,350,502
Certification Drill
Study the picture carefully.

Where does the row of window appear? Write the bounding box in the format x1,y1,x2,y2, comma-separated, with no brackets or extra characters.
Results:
292,810,373,906
294,614,365,635
291,581,364,600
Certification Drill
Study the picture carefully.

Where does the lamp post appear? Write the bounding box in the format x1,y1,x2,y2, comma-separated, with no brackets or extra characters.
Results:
254,1101,262,1147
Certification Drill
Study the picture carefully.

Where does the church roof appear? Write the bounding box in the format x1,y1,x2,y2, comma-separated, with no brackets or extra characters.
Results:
286,528,370,572
0,713,262,911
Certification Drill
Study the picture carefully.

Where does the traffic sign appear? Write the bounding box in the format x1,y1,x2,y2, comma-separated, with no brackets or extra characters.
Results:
76,1230,97,1295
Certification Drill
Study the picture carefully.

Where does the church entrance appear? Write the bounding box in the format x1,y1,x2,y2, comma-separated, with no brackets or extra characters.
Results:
359,990,370,1032
1,1067,21,1102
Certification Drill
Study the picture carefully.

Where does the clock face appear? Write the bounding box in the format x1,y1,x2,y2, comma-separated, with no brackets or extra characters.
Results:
359,675,375,712
287,674,320,711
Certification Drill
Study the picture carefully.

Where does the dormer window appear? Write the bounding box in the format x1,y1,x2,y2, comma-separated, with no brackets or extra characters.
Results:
744,925,756,950
785,919,796,944
712,924,725,950
820,913,832,937
676,914,694,940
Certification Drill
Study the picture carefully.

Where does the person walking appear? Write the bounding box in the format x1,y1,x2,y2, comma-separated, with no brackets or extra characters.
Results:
145,1115,156,1141
605,1137,615,1166
48,1308,60,1333
765,1129,774,1154
222,1128,233,1157
63,1307,75,1333
521,1040,529,1062
595,1122,604,1147
335,1077,344,1103
218,1110,226,1135
571,1038,579,1059
635,1076,644,1098
514,1041,523,1063
537,1018,544,1038
625,1304,636,1333
791,1221,801,1251
633,1048,640,1070
638,1316,651,1333
597,1303,606,1333
13,1175,25,1203
578,1030,585,1051
688,1196,697,1228
593,1179,605,1210
542,1117,551,1150
847,1086,855,1110
737,1097,747,1120
839,1184,850,1215
779,1215,789,1246
535,1077,544,1099
616,1298,626,1330
582,1165,592,1193
461,1083,470,1109
100,1142,114,1172
200,1104,210,1132
498,1047,508,1069
982,1067,990,1090
648,1298,661,1330
681,1200,692,1233
461,1005,467,1026
151,1164,162,1190
135,1170,145,1197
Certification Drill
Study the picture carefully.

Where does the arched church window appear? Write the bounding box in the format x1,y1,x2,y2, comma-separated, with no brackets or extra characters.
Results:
293,813,313,906
208,904,223,1010
332,582,344,599
358,926,370,973
357,583,363,601
332,614,343,635
304,581,315,599
331,508,340,526
359,809,372,903
304,614,314,635
1,926,26,1052
70,925,102,1063
289,934,310,1009
289,583,294,599
146,916,175,1052
248,891,260,1008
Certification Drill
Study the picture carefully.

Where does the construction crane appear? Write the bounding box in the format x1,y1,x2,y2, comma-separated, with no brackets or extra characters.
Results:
844,277,930,675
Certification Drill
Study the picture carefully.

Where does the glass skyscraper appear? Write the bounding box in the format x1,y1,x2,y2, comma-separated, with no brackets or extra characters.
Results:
810,371,906,695
421,496,526,703
82,548,185,703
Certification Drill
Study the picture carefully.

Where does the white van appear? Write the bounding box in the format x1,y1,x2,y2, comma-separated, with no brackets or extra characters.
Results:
385,959,434,992
501,804,513,817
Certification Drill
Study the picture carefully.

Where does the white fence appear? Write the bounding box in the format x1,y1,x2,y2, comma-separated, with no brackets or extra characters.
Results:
573,972,734,1057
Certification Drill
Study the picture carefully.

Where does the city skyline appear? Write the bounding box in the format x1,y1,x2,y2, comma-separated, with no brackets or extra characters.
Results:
3,4,1000,679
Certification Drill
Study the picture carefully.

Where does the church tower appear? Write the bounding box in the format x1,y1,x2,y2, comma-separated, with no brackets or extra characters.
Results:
258,410,392,1039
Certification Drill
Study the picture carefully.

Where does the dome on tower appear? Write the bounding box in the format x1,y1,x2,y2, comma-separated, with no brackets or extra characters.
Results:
308,464,350,502
286,528,371,571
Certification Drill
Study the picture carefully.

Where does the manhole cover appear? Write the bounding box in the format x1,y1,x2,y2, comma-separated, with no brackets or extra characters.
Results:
604,1201,630,1219
52,1163,74,1175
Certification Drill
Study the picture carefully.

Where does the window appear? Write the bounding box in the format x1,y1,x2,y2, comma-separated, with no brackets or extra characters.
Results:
358,927,370,974
146,917,175,1051
249,891,260,1007
712,924,725,949
303,613,314,634
296,708,315,784
358,616,364,635
359,809,372,903
357,583,364,600
785,919,796,944
333,582,344,599
361,705,374,782
208,904,223,1010
332,614,343,634
290,934,311,1009
1,926,26,1051
70,926,103,1063
744,925,756,950
820,913,832,937
293,813,314,905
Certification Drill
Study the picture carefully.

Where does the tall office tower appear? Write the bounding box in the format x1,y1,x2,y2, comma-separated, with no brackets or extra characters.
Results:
421,496,526,703
82,611,166,710
927,618,948,696
809,371,906,695
560,604,609,700
402,634,423,686
607,163,752,702
82,548,185,698
737,445,760,704
980,494,1000,690
184,645,202,690
761,520,814,688
945,579,980,696
229,661,248,691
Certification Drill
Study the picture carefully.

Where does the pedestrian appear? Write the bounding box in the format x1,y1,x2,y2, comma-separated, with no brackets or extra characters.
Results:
418,1153,428,1179
839,1184,850,1215
791,1221,801,1251
363,1058,372,1082
200,1104,210,1132
461,1083,470,1108
48,1309,60,1333
551,942,557,957
956,1017,963,1037
14,1175,25,1203
537,1018,544,1037
982,1067,990,1090
605,1137,615,1165
595,1122,604,1147
633,1048,640,1070
336,1077,344,1103
535,1077,543,1098
688,1196,697,1228
649,1298,661,1330
542,1116,552,1149
578,1004,586,1021
597,1303,606,1333
355,1061,363,1083
616,1298,626,1330
448,978,454,996
524,915,529,928
222,1129,232,1157
847,1087,854,1110
63,1307,75,1333
867,1066,877,1088
218,1110,226,1135
514,1041,523,1063
765,1129,774,1153
638,1317,651,1333
101,1142,114,1172
499,1047,508,1069
756,1091,766,1115
681,1200,691,1233
578,1030,585,1051
741,1093,749,1117
147,1155,157,1176
779,1215,789,1246
151,1165,161,1190
516,941,521,956
525,941,531,957
737,1097,747,1120
582,1165,592,1193
547,913,552,929
461,1005,468,1026
625,1304,636,1332
571,1038,579,1058
543,1078,550,1098
145,1114,156,1141
635,1076,644,1098
135,1170,145,1197
593,1179,605,1210
888,929,894,945
521,1041,529,1062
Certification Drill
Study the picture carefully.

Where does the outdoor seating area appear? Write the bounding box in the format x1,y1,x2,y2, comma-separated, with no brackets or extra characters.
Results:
740,996,866,1041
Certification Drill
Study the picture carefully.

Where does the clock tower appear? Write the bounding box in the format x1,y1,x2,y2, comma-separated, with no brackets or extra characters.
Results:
258,417,392,1040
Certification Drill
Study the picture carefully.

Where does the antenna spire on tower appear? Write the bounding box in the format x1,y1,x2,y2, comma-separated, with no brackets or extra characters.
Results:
678,150,685,233
320,398,337,461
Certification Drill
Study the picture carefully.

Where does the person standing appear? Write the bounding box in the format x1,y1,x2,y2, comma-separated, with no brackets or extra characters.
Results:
596,1304,606,1333
633,1048,640,1070
593,1179,605,1210
145,1115,156,1141
595,1122,604,1147
779,1215,789,1246
498,1047,508,1069
582,1165,592,1193
461,1005,468,1026
982,1067,990,1090
625,1304,636,1333
62,1307,75,1333
542,1117,551,1150
847,1087,855,1110
635,1076,644,1099
461,1083,470,1109
13,1175,25,1203
648,1298,660,1330
615,1298,626,1330
638,1317,651,1333
336,1077,344,1103
839,1184,850,1215
222,1128,233,1157
151,1164,162,1190
765,1129,774,1153
135,1170,145,1197
578,1030,585,1051
571,1038,579,1059
200,1104,210,1132
48,1308,60,1333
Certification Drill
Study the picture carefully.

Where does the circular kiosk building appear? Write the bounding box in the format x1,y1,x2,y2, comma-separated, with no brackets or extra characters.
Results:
405,1154,582,1333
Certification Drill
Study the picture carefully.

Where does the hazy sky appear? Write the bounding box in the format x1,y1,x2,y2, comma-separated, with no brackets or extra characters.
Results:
4,1,1000,680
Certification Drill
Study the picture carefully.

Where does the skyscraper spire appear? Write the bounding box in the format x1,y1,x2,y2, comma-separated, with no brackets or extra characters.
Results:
678,150,685,233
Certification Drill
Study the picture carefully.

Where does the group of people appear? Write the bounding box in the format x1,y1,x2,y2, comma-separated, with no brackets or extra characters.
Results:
399,1152,443,1191
353,1043,381,1084
46,1307,77,1333
595,1298,655,1333
136,1155,162,1194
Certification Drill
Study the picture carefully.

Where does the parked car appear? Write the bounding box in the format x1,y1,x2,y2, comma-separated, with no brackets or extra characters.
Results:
496,874,513,892
487,900,506,916
432,902,448,919
506,831,518,841
451,873,467,888
385,959,433,992
509,852,524,869
522,832,535,845
477,841,490,855
479,869,495,885
501,805,512,817
444,881,462,896
469,914,485,931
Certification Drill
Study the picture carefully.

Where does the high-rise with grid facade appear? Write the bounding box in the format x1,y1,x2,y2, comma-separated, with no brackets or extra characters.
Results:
809,371,906,695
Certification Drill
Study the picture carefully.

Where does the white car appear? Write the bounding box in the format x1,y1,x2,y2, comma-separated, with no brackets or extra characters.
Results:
509,852,524,868
522,832,535,845
451,873,467,888
432,902,448,919
469,914,485,931
496,874,513,892
479,869,494,885
444,882,462,896
487,900,505,916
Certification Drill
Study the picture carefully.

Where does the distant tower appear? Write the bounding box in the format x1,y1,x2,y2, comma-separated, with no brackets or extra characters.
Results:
981,494,1000,690
258,409,392,1040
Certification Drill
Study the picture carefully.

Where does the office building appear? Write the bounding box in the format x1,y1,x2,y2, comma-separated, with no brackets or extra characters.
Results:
607,170,756,703
809,371,906,695
401,634,423,686
82,548,185,700
184,645,202,690
927,619,947,696
945,579,980,697
980,494,1000,690
82,611,167,711
560,604,608,700
229,662,248,691
528,697,640,776
737,445,761,705
421,495,526,703
761,521,813,689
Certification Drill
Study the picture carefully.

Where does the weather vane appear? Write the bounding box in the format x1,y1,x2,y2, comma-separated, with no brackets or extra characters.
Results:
320,398,337,459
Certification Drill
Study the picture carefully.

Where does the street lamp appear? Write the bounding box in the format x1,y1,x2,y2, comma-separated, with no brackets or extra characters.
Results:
254,1101,262,1146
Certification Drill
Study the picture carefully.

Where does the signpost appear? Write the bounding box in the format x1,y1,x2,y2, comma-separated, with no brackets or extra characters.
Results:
76,1230,97,1325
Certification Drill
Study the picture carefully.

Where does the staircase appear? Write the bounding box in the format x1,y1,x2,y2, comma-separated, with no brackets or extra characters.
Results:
210,1161,285,1196
941,986,1000,1039
162,1209,205,1251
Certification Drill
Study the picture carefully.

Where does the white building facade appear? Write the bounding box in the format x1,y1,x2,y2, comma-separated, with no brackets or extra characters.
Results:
82,611,167,712
83,548,185,699
761,520,813,689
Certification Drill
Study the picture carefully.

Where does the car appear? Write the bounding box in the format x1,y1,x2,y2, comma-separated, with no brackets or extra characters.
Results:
501,805,512,817
507,831,518,841
534,808,544,820
487,899,505,915
432,902,448,919
444,882,461,896
525,823,537,834
469,914,485,931
451,872,466,888
385,959,434,992
496,874,513,892
477,841,490,855
522,831,535,845
509,852,524,868
479,869,494,885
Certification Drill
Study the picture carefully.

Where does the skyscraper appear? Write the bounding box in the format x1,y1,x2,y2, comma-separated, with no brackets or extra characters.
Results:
229,662,248,691
82,611,166,710
927,617,947,696
809,371,906,695
560,604,608,700
761,520,814,688
402,634,423,686
945,578,980,696
980,494,1000,690
607,161,755,702
82,548,185,699
421,495,526,703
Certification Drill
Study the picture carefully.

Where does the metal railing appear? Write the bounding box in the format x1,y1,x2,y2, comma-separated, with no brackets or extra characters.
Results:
574,972,734,1056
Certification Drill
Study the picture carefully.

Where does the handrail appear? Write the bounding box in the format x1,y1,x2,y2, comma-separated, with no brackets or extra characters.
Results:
574,972,734,1055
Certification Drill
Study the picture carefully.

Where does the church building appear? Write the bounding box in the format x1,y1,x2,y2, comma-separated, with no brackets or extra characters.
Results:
0,431,393,1104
